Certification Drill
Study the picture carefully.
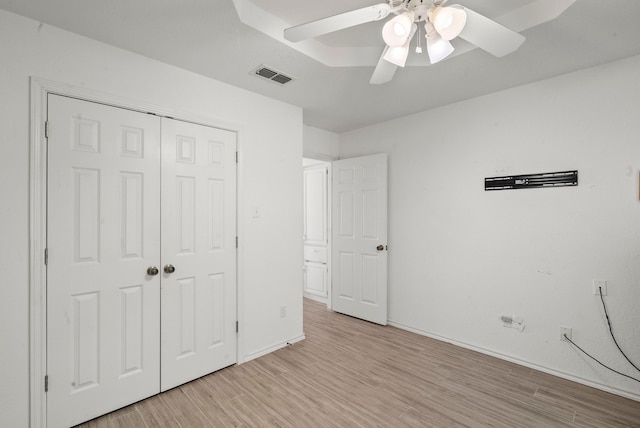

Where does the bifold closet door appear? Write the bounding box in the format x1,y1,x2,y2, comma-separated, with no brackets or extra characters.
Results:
47,94,162,428
47,95,238,426
159,118,237,391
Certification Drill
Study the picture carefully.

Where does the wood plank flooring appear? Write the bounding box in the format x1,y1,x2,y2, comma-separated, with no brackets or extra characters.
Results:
77,298,640,427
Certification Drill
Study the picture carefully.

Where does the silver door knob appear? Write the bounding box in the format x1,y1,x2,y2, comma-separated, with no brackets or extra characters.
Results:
164,264,176,274
147,266,159,276
376,245,384,251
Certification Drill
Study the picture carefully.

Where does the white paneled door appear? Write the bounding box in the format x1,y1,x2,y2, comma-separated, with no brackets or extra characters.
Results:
46,95,236,427
332,154,388,325
160,118,237,391
47,95,162,427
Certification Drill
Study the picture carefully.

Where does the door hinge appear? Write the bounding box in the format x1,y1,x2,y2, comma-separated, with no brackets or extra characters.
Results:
236,321,239,333
44,375,48,392
44,121,49,139
44,248,48,265
236,236,238,249
236,152,238,163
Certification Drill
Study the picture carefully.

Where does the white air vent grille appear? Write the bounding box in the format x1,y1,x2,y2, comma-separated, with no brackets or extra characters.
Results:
251,65,295,85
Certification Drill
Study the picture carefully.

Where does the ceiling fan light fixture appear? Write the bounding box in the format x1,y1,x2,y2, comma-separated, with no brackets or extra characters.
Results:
383,44,410,67
382,24,418,67
383,23,417,67
425,22,454,64
429,6,467,41
382,11,414,47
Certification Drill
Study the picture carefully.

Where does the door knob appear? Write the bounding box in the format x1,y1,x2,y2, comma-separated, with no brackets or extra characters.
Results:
147,266,159,276
164,264,176,274
376,245,385,251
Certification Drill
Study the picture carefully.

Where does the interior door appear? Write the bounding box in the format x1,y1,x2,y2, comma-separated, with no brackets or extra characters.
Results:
332,154,388,325
160,118,237,391
47,94,161,427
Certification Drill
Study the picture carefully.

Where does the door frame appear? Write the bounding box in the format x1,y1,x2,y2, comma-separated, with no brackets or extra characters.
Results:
29,77,243,428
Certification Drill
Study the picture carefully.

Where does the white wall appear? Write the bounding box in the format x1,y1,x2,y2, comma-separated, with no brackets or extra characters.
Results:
303,124,339,160
339,55,640,400
0,9,303,427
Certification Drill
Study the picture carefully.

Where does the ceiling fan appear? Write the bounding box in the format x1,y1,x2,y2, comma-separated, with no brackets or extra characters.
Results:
283,0,575,84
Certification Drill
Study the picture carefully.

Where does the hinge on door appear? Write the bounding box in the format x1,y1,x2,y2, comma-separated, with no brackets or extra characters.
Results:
44,248,48,265
236,321,239,333
44,375,48,392
44,121,49,139
236,236,238,249
236,152,238,163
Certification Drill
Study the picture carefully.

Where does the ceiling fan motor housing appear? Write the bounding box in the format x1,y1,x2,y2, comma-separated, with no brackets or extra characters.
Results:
402,0,436,22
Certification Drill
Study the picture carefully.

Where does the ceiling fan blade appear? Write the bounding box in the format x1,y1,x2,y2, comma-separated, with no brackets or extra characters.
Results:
498,0,576,31
370,46,398,84
284,3,391,42
456,6,526,57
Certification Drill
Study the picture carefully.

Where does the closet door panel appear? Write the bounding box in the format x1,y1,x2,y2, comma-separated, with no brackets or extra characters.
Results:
160,118,237,391
47,94,161,428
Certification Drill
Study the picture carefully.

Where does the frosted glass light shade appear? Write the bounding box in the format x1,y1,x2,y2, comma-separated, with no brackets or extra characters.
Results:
383,44,410,67
430,6,467,40
382,12,414,47
425,22,454,64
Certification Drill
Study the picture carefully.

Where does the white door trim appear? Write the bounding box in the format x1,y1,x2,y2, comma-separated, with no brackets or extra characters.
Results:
28,77,243,428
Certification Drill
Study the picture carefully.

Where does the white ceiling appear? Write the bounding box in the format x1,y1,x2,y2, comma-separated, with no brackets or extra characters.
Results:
2,0,640,133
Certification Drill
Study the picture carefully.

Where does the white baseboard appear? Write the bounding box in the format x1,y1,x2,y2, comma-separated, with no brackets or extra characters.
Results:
388,320,640,403
241,334,306,363
303,293,327,304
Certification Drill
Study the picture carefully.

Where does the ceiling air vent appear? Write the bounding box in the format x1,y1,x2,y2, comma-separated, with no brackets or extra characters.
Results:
251,65,295,85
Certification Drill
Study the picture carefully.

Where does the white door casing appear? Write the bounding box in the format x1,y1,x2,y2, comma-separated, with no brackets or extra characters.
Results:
46,94,162,427
331,154,388,325
160,118,237,391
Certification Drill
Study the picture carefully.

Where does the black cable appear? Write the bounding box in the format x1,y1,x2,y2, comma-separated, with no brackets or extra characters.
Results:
563,334,640,384
599,286,640,374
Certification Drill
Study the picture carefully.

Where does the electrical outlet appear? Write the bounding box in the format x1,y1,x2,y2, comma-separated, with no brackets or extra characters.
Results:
280,305,287,318
593,280,608,296
560,326,572,342
500,315,513,328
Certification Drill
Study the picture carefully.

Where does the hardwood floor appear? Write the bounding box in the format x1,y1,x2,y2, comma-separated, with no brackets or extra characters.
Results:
77,298,640,428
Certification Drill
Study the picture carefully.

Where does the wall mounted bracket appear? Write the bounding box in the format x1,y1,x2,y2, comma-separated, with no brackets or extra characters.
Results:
485,170,578,191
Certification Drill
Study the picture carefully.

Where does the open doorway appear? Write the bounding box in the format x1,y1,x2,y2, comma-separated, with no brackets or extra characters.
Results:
302,158,331,308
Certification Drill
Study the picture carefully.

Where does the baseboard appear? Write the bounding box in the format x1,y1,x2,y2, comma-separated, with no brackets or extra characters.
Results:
241,334,306,363
387,320,640,403
303,293,327,304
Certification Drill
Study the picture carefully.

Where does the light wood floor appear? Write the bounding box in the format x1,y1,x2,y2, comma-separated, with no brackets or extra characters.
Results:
77,298,640,428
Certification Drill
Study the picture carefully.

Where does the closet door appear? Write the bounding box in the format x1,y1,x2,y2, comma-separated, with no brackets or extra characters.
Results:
160,118,237,391
47,94,161,427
